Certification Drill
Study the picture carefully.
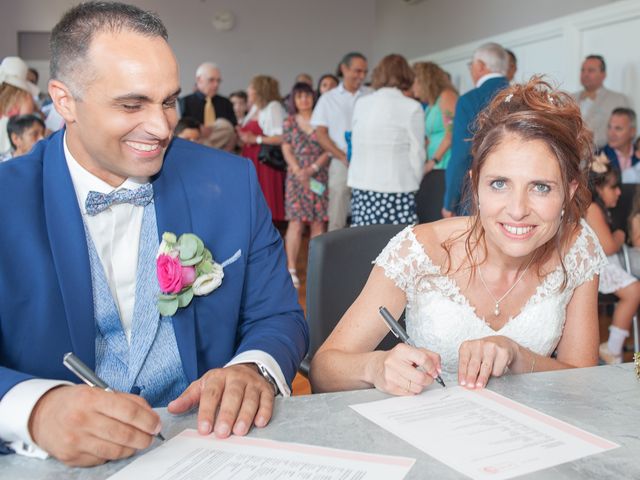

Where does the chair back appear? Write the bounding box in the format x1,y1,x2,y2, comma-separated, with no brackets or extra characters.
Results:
302,224,407,375
610,183,637,234
416,169,445,223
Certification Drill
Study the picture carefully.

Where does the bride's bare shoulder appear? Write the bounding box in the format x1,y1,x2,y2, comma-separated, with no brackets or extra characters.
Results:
412,217,471,262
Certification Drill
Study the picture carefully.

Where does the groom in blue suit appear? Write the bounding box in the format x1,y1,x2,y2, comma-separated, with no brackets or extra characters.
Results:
0,2,307,466
443,43,510,216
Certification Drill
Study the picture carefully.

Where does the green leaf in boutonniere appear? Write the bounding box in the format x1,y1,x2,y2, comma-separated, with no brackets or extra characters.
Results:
178,234,197,260
177,288,194,308
158,294,179,317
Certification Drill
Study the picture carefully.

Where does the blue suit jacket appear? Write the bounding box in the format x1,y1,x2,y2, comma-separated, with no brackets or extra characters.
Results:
0,131,308,402
600,144,639,172
444,76,509,213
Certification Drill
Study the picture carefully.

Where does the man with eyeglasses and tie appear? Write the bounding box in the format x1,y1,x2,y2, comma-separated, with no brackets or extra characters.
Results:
180,62,237,151
0,1,307,468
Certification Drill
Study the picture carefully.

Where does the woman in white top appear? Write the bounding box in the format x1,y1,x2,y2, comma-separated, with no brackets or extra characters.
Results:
348,54,426,226
310,78,605,395
237,75,287,222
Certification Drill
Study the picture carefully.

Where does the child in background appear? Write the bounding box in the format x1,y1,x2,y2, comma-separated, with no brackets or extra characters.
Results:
586,154,640,364
1,114,45,161
174,116,202,143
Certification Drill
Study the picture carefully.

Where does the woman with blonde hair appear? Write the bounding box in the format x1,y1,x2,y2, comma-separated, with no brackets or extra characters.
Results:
0,56,37,156
413,62,458,173
237,75,287,222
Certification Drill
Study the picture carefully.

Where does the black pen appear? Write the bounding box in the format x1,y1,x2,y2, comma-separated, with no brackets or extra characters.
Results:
63,352,165,441
378,306,446,388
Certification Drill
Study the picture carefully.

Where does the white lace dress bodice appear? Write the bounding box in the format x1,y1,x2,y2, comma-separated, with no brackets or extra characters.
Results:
375,220,607,374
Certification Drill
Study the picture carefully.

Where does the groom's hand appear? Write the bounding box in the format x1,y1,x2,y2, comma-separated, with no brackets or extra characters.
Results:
167,363,275,438
29,385,162,466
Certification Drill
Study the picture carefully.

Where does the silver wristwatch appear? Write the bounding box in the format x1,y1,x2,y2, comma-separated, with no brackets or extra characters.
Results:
257,364,279,396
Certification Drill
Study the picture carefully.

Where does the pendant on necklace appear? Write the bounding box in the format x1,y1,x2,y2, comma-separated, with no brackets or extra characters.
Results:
494,303,500,316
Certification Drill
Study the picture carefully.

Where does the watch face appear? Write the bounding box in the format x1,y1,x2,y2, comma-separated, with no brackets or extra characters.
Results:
212,10,235,31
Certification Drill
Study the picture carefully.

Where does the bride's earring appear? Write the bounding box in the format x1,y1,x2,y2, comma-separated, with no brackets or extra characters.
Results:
560,208,565,220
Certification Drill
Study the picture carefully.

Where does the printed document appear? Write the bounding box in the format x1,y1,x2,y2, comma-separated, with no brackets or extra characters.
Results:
108,429,415,479
351,386,618,480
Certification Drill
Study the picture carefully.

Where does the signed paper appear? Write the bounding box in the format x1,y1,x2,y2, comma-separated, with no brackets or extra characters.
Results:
351,386,618,480
108,429,415,480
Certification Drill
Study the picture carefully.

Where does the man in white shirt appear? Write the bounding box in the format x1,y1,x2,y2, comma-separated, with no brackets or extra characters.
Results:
311,52,370,231
572,55,630,149
0,2,307,466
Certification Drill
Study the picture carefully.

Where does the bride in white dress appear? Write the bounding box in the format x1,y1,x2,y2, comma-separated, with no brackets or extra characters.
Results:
310,78,607,395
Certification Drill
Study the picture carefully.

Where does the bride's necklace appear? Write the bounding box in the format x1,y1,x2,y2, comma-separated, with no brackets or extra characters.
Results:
476,253,535,316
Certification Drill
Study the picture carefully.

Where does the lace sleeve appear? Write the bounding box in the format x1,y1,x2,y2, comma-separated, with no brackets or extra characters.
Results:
569,219,609,287
374,226,429,297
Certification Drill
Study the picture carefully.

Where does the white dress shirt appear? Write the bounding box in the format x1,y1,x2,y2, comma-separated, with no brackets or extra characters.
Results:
311,82,371,156
348,87,426,193
0,134,289,459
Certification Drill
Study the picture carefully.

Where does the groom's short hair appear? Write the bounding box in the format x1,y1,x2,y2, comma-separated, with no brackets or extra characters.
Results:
50,1,168,98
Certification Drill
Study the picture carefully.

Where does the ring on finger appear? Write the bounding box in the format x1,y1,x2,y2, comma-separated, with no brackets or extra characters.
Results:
407,379,412,391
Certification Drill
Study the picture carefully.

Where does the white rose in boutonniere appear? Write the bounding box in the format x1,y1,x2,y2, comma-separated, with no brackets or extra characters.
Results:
192,263,224,296
156,232,223,316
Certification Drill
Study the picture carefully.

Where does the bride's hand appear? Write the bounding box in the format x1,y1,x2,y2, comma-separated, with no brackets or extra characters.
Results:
367,344,442,396
457,336,518,389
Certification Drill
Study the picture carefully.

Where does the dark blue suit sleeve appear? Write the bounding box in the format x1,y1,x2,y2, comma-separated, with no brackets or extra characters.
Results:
444,95,473,212
234,163,309,386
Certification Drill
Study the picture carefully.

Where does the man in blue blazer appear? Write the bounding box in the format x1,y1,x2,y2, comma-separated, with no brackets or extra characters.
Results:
0,2,307,466
443,43,510,216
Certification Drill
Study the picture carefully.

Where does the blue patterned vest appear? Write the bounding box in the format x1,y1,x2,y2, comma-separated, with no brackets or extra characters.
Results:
84,202,189,407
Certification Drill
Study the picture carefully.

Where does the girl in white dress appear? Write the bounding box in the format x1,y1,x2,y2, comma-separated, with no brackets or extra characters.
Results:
585,155,640,364
310,78,607,395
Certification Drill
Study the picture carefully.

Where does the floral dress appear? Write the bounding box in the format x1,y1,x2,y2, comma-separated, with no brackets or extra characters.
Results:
282,116,328,222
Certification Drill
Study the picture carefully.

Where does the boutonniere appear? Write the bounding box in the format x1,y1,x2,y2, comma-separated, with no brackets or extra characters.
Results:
156,232,223,316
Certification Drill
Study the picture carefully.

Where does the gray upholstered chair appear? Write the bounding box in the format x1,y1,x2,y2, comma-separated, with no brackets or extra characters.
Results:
300,224,407,376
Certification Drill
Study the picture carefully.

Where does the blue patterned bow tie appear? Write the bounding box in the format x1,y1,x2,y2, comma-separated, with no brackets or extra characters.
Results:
85,183,154,216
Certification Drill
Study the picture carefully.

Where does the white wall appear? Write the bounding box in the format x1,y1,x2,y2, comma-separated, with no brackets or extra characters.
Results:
409,0,640,110
0,0,376,97
372,0,620,63
1,0,635,102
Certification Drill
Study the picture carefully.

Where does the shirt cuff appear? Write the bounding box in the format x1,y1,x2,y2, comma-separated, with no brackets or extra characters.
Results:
0,379,72,459
225,350,291,397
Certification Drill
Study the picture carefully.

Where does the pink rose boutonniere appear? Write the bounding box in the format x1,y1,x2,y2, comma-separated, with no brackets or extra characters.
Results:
156,232,223,316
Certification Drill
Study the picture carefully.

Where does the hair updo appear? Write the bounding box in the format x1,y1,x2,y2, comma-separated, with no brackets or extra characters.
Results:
454,77,594,286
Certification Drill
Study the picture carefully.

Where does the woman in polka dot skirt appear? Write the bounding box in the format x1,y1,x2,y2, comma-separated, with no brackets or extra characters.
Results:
348,54,426,226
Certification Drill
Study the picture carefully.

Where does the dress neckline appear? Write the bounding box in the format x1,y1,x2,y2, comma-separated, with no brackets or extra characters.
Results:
404,222,586,333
